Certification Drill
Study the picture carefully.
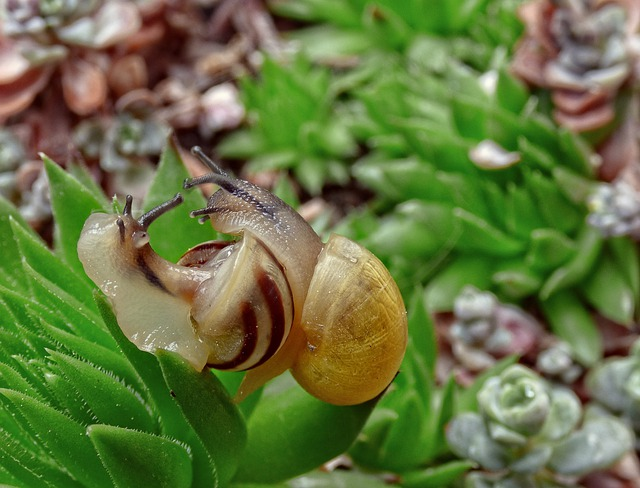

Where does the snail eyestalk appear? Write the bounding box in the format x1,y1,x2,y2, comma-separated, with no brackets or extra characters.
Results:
123,194,133,217
191,146,228,176
138,193,184,230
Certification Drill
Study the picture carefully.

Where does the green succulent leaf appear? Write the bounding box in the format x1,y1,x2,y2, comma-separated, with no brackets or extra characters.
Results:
88,425,193,488
541,290,602,366
446,412,508,470
157,350,247,486
48,350,156,431
94,294,218,488
548,409,633,476
143,137,216,262
234,374,377,483
425,255,494,311
10,218,96,310
0,389,111,488
582,252,635,325
0,198,38,292
42,155,108,277
540,226,603,299
401,460,475,488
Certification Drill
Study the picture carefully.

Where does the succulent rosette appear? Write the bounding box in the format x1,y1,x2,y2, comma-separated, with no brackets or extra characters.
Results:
447,365,633,486
587,339,640,448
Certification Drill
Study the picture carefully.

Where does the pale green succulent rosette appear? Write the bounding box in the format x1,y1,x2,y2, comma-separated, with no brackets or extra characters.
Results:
587,339,640,446
448,364,634,486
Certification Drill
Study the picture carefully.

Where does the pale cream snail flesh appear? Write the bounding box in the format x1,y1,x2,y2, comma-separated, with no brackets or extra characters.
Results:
77,147,408,405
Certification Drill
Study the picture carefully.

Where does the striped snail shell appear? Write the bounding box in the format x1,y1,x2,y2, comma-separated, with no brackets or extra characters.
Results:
77,147,407,405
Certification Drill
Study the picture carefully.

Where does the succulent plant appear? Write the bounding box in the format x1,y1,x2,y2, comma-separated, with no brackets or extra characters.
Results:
218,55,357,195
586,338,640,449
447,364,634,487
588,179,640,239
535,341,583,384
269,0,524,68
1,0,144,118
511,0,640,181
447,286,543,372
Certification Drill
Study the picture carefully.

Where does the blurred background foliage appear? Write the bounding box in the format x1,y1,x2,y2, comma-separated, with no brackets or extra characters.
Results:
1,0,640,486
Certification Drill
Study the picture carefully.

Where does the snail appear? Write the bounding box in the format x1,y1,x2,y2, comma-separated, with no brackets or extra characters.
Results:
77,147,407,405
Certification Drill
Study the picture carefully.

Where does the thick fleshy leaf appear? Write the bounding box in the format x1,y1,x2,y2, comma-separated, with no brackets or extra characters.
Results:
157,350,246,486
379,390,427,470
457,356,519,413
0,389,111,488
11,218,96,309
582,252,635,325
88,425,192,488
288,470,390,488
525,228,576,272
234,374,377,483
406,287,437,375
540,226,603,299
94,294,218,488
425,255,495,311
0,198,36,291
446,412,508,470
43,155,108,276
548,411,633,476
541,290,602,366
401,460,474,488
143,137,215,262
453,208,524,256
48,350,156,432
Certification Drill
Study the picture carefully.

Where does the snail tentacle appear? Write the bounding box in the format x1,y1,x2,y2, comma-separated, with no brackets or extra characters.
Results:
138,193,184,230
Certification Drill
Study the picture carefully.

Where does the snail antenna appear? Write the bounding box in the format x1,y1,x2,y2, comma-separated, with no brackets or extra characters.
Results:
138,193,184,230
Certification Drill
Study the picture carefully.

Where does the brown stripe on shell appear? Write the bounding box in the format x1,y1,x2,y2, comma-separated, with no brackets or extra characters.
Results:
210,301,259,370
250,271,288,368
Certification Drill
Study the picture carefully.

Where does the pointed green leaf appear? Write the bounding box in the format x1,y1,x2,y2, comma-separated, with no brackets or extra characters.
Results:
11,218,96,308
525,228,576,272
608,236,640,299
582,253,635,325
22,262,105,339
541,290,602,366
157,350,246,486
0,389,111,488
401,460,474,488
234,374,377,483
43,155,107,276
425,255,495,312
453,208,524,256
540,226,603,299
406,287,437,374
49,350,156,431
94,293,218,488
0,196,35,291
143,137,215,262
88,425,192,488
66,161,110,206
380,390,426,470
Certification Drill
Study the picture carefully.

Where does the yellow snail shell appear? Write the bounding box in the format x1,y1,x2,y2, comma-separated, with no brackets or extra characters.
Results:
77,147,407,405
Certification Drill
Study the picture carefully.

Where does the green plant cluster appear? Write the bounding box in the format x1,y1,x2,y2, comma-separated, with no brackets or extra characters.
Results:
447,365,633,487
2,0,640,486
221,0,639,369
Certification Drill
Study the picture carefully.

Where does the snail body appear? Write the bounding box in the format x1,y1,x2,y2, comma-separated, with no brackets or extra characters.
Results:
78,148,407,405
